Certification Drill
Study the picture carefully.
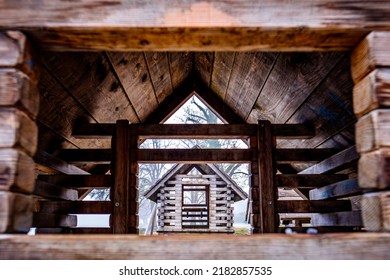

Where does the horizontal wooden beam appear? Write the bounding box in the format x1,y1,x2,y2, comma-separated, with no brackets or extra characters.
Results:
73,123,314,139
299,146,359,175
37,175,112,188
57,149,112,163
34,201,111,215
2,233,390,259
277,200,352,213
275,149,340,163
33,181,78,201
275,174,349,188
312,211,363,227
309,179,361,200
32,213,77,228
33,150,89,175
278,226,361,234
69,228,112,234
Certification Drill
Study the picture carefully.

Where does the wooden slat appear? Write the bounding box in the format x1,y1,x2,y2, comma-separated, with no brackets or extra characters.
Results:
194,52,214,87
257,121,277,233
0,69,39,119
358,149,390,189
0,191,32,233
0,107,37,157
3,233,390,259
57,149,112,163
275,149,340,163
353,68,390,118
168,52,193,90
271,124,315,139
356,109,390,153
33,181,78,201
37,175,112,188
34,201,111,215
361,191,390,231
33,150,89,175
299,146,359,175
0,148,35,194
312,211,362,227
275,174,348,188
351,32,390,83
138,148,253,163
70,228,112,234
278,227,361,233
277,200,352,213
107,52,157,122
309,179,361,200
210,52,235,101
33,213,77,228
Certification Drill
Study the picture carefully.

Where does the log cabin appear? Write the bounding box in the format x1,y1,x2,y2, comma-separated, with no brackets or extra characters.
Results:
1,0,390,259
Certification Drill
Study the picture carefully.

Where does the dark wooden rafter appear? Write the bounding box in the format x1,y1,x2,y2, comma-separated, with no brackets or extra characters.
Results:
34,201,111,215
37,174,112,188
309,179,361,200
277,200,352,213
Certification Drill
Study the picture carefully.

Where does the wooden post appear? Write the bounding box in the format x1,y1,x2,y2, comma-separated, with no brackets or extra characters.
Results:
128,124,139,234
351,32,390,231
0,31,39,233
251,120,277,233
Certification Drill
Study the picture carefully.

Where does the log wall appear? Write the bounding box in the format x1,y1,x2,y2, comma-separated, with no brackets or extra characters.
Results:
352,32,390,231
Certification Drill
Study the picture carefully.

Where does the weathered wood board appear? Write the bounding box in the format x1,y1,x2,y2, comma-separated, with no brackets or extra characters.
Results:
361,192,390,231
0,191,32,233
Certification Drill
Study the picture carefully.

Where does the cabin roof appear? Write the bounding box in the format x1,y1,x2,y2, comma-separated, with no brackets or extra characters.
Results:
144,163,248,202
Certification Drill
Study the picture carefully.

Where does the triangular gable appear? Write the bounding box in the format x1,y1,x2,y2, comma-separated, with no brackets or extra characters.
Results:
144,162,247,202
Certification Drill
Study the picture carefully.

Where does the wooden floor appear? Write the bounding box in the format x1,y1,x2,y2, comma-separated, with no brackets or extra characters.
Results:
1,233,390,260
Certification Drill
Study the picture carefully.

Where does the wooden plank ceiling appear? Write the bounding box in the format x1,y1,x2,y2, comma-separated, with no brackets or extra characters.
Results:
37,51,356,165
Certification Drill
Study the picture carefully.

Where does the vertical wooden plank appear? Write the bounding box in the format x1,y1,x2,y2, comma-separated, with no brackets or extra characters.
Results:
111,120,130,234
168,52,193,90
128,124,139,234
257,120,277,233
249,135,260,233
194,52,214,87
210,52,235,101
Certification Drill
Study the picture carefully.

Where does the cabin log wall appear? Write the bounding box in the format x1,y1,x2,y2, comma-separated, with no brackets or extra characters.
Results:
352,32,390,231
0,31,39,233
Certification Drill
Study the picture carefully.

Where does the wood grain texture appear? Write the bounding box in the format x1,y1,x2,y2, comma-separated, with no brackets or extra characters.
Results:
43,51,138,123
2,1,387,51
0,69,39,119
33,181,78,201
210,52,235,100
0,191,32,233
3,233,390,259
0,108,37,157
194,52,214,87
0,149,34,194
353,68,390,118
351,32,390,83
144,52,173,104
358,149,390,189
312,211,362,227
309,179,361,200
107,52,157,122
361,192,390,231
226,52,277,120
356,109,390,153
0,31,39,82
168,52,193,90
33,150,89,175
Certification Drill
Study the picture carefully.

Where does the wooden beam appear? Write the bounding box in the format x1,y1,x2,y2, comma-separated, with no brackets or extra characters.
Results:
32,213,77,228
73,123,114,139
33,150,89,175
69,228,112,234
0,148,35,194
2,233,390,259
37,175,112,188
3,1,390,51
0,191,32,233
275,174,348,188
356,110,390,153
0,69,39,119
309,179,361,200
111,120,130,234
312,211,363,227
57,149,112,163
361,191,390,231
138,149,253,163
257,120,277,233
277,200,352,213
358,149,390,189
351,32,390,83
299,146,359,175
0,108,37,157
33,181,78,201
275,148,340,163
353,68,390,118
34,201,111,215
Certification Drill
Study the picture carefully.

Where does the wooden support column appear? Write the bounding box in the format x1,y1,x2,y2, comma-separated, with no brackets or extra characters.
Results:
0,31,39,233
352,32,390,231
251,120,277,233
